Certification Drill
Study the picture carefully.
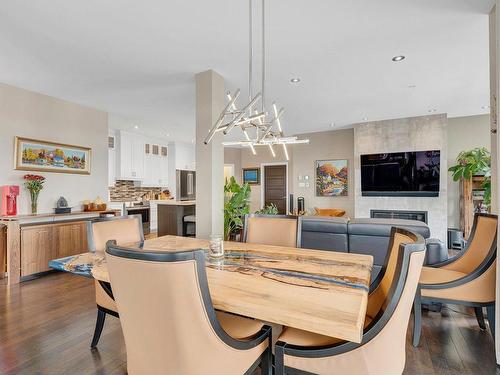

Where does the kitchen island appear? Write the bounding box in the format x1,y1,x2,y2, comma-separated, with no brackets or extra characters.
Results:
156,200,195,236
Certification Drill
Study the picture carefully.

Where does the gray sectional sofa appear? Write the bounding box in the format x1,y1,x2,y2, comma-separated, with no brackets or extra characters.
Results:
300,217,432,281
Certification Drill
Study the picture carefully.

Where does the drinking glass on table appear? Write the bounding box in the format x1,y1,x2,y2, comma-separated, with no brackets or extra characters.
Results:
209,234,224,258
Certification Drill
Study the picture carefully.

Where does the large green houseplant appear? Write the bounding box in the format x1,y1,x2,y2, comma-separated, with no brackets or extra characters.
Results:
448,147,491,206
224,176,251,240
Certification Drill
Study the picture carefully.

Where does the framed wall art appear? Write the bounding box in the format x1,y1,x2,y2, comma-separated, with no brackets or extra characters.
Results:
242,167,260,185
315,159,348,196
14,137,92,175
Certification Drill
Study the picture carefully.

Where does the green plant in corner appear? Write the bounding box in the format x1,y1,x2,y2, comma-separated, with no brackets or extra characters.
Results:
255,203,279,215
224,176,251,240
448,147,491,206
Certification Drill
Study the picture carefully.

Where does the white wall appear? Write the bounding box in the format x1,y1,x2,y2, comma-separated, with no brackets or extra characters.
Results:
0,83,108,215
447,114,491,228
354,114,448,242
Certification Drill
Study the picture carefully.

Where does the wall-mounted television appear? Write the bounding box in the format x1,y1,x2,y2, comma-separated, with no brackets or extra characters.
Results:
360,150,440,197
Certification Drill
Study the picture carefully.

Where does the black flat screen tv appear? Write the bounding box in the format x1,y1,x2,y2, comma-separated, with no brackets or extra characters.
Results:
360,150,440,197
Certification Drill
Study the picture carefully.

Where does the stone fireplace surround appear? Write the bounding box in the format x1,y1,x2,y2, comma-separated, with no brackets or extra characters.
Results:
354,114,448,242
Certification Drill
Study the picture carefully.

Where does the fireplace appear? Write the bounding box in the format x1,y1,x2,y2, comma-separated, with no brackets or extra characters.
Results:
370,209,428,224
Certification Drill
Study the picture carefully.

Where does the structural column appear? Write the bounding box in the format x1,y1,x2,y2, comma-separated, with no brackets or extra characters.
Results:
195,70,225,238
490,3,500,363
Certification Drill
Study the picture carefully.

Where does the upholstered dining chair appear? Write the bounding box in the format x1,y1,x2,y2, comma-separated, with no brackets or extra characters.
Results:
243,214,301,247
87,215,144,348
105,242,272,375
413,213,498,347
274,228,426,375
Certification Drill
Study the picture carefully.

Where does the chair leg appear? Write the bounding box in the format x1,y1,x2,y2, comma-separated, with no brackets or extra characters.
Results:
474,307,487,330
91,309,106,348
412,287,422,347
275,341,286,375
260,347,272,375
486,305,495,341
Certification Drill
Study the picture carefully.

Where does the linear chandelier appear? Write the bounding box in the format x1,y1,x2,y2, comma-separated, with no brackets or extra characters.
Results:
203,0,309,160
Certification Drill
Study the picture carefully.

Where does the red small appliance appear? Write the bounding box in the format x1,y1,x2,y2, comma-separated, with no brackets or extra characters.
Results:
1,185,20,216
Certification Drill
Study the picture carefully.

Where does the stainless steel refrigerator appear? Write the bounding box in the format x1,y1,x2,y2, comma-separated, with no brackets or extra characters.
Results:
176,170,196,200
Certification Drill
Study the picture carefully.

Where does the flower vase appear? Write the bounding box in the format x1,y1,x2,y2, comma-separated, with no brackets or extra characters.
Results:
30,191,39,215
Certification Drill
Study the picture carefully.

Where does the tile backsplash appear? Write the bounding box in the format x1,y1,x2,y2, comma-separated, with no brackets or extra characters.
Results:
109,180,162,201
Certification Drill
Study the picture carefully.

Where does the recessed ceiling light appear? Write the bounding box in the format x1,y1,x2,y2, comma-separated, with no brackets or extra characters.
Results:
290,78,301,83
191,139,195,144
392,55,406,62
362,117,368,121
428,109,437,113
330,122,335,128
134,125,139,129
166,133,170,137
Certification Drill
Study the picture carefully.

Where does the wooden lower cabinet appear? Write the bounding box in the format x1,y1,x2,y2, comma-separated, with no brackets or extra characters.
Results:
55,222,88,258
21,221,89,277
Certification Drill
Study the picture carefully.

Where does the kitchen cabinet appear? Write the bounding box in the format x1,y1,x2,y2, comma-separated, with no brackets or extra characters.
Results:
54,222,88,258
21,225,55,277
117,130,145,180
150,202,158,232
21,221,89,277
142,142,169,187
108,132,116,186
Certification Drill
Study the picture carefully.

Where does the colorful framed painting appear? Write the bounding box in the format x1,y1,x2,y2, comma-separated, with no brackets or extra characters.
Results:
315,159,348,197
14,137,92,175
243,167,260,185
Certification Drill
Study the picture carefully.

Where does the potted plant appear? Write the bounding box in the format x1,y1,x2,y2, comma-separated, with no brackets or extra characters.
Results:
448,147,491,206
255,203,279,215
224,176,251,240
23,174,45,214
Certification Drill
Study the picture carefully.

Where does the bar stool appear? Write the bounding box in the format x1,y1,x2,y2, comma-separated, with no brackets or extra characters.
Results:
183,215,196,237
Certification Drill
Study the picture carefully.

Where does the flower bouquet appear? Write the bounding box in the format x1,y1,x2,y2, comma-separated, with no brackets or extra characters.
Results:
23,174,45,214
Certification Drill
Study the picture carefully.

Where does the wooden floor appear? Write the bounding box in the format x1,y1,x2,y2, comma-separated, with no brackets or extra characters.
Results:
0,272,498,375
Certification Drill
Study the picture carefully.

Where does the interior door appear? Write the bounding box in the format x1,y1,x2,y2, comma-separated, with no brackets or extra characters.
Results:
264,165,287,214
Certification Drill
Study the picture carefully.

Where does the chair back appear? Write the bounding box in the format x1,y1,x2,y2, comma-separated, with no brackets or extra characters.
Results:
358,228,426,373
365,228,415,320
87,215,144,252
444,213,497,274
105,243,267,374
243,214,301,247
279,228,426,374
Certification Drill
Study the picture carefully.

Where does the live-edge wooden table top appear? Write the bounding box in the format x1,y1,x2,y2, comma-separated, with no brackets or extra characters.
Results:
53,235,373,343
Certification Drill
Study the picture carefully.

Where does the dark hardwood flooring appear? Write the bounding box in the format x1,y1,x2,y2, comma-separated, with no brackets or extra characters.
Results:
0,272,498,375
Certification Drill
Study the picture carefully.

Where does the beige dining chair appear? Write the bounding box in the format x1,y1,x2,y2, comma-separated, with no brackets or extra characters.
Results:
105,242,272,375
274,227,426,375
87,215,144,348
243,214,301,247
413,213,497,347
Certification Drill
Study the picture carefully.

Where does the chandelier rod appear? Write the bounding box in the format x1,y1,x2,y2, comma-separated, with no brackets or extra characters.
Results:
249,0,253,107
261,0,266,114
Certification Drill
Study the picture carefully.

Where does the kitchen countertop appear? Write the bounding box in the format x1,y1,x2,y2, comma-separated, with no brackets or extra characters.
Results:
150,200,196,206
0,210,119,224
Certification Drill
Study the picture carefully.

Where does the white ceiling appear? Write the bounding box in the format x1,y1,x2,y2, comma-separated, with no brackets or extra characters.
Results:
0,0,494,143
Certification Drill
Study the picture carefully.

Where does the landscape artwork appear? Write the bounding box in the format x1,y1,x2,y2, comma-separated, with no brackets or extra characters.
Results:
316,159,348,197
14,137,91,174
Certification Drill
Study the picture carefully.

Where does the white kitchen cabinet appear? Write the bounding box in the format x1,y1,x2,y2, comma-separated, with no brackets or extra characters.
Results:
141,142,168,188
108,131,116,187
117,130,145,180
150,201,158,232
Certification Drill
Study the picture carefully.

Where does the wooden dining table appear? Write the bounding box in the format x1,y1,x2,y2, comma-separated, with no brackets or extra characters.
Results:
49,235,373,343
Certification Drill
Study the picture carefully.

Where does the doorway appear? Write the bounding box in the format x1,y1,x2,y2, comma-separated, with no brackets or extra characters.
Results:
224,164,235,183
262,163,288,214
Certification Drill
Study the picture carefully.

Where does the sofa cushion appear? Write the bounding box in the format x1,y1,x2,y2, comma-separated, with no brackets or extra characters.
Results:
300,217,349,252
301,216,348,233
348,218,430,238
